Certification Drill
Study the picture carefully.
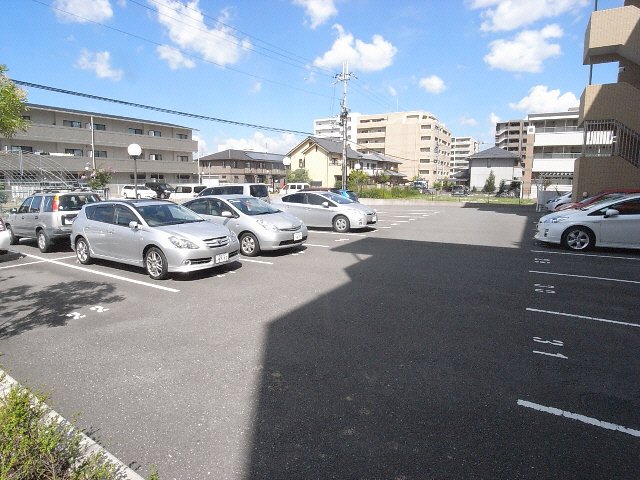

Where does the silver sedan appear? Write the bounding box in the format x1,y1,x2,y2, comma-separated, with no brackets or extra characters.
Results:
183,195,307,256
71,199,240,279
272,191,377,233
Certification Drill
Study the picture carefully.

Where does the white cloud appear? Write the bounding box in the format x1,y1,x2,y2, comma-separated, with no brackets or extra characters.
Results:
75,49,123,80
509,85,579,113
484,24,563,73
193,134,209,157
156,45,196,69
459,115,478,127
53,0,113,23
313,24,397,72
387,86,398,97
467,0,590,32
149,0,250,68
490,112,501,125
419,75,446,94
217,132,299,154
250,82,262,94
293,0,337,29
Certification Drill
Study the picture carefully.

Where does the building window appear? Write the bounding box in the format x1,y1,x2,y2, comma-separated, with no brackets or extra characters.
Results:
150,174,165,180
298,159,305,168
149,154,163,161
129,173,146,180
94,151,108,158
93,123,106,131
176,133,188,139
22,115,30,120
177,155,189,162
63,120,82,128
128,128,143,135
11,146,33,153
419,170,430,175
419,159,430,163
177,174,191,181
65,148,83,156
148,130,162,137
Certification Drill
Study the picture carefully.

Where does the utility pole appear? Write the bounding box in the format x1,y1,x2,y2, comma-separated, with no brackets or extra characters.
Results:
336,63,354,190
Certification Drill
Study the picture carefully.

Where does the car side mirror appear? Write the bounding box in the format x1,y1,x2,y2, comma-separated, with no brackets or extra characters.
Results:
129,221,140,229
10,208,17,214
604,209,619,218
322,202,330,208
221,211,234,218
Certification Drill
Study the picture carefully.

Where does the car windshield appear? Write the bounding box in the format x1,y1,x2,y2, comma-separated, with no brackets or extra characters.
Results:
229,197,280,215
135,203,204,226
318,192,354,204
580,194,624,210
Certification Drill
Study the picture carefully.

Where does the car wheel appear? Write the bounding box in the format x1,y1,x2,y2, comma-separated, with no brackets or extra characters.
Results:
332,215,350,233
145,246,169,280
37,229,52,253
75,237,92,265
562,226,594,251
240,232,260,257
7,225,19,245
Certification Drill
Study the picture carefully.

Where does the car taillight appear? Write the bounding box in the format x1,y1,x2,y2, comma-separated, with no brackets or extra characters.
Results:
0,222,5,232
52,195,59,212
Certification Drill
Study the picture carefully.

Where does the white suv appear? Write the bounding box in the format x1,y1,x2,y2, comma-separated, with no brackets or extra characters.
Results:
122,185,157,199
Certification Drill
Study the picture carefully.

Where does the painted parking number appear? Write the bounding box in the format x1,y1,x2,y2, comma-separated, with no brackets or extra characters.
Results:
533,336,567,360
534,283,555,294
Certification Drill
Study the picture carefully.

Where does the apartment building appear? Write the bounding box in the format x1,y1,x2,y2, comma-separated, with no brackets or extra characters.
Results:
450,136,479,178
495,109,582,198
198,149,287,188
313,113,360,144
354,111,452,186
0,104,198,186
577,0,640,196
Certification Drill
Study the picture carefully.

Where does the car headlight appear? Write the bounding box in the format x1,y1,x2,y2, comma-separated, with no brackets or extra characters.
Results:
255,218,278,231
544,216,570,224
169,236,199,249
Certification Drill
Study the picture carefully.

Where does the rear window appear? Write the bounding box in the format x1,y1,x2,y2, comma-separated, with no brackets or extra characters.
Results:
250,185,269,197
194,186,207,194
55,194,102,211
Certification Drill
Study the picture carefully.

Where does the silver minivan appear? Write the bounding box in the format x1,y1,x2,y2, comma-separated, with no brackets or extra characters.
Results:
183,194,307,256
71,199,240,279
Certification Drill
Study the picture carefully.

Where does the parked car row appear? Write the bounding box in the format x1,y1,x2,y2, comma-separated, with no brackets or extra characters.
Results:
536,193,640,251
3,186,378,279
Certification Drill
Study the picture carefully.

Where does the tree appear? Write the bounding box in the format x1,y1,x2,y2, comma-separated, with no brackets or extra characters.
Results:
483,170,496,193
287,168,310,183
0,65,30,138
375,172,390,186
86,167,113,190
347,169,368,192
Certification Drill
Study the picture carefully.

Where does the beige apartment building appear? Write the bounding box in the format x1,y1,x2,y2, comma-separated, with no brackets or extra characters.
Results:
450,136,479,178
576,0,640,196
354,111,452,186
0,104,198,187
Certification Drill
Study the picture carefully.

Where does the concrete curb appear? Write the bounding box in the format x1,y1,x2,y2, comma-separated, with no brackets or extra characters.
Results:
0,370,145,480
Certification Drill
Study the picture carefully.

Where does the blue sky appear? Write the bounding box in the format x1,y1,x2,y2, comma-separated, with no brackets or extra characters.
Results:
2,0,622,154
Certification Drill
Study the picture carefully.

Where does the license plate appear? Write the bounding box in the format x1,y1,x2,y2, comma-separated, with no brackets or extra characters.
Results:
215,252,229,264
294,232,303,241
372,215,377,222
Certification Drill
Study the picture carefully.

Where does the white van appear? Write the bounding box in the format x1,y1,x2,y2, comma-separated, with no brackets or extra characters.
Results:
197,183,271,203
281,183,310,195
171,184,207,201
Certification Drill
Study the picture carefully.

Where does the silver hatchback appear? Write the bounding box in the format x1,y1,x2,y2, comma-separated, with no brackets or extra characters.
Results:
71,199,240,279
183,195,307,256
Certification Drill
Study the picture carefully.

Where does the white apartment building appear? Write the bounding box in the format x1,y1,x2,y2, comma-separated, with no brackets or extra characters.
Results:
353,111,452,186
496,108,583,198
313,113,360,144
450,136,479,178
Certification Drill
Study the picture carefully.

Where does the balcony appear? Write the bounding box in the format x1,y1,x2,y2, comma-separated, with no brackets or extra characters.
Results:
583,119,640,168
584,5,640,66
580,83,640,134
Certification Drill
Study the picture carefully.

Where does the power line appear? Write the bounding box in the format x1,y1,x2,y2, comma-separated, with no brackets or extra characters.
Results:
13,80,313,136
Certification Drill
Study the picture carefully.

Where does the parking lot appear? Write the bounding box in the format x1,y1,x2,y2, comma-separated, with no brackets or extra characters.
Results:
1,201,639,479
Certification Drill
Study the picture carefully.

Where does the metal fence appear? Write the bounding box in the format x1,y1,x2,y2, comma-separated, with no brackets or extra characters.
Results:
583,119,640,168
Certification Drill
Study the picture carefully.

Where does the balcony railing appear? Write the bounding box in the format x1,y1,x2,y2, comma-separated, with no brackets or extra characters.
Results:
583,119,640,168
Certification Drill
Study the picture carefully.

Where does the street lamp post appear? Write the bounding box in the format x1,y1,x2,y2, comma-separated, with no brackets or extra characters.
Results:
127,143,142,198
282,156,291,190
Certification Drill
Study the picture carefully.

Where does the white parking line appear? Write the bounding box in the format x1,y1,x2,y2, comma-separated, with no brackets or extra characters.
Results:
517,399,640,437
306,244,331,248
530,270,640,285
18,252,180,293
311,231,367,237
531,250,640,261
238,258,274,265
526,308,640,328
0,254,77,270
